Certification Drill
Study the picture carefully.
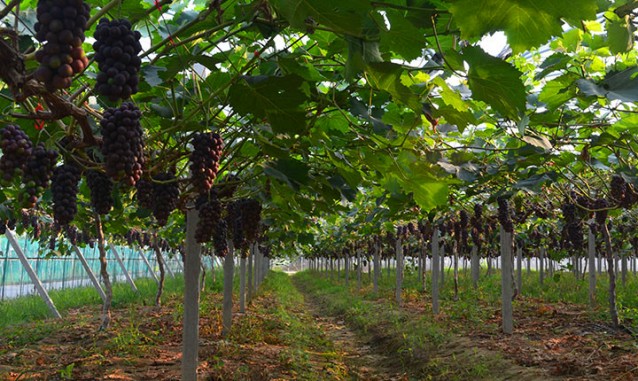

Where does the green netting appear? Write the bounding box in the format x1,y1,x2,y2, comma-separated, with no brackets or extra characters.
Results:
0,236,182,300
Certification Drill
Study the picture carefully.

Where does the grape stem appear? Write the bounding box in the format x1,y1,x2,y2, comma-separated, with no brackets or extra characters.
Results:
86,0,123,29
615,0,638,17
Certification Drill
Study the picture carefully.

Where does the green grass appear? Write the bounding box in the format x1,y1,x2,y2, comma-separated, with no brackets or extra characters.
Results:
212,271,345,380
0,274,183,329
0,263,236,330
293,270,522,380
295,263,638,380
241,272,340,376
0,257,254,330
317,262,638,328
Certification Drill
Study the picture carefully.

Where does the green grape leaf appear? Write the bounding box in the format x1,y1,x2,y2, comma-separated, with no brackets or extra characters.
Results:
606,13,635,54
463,46,526,120
577,68,638,102
379,10,428,61
228,75,308,134
270,0,373,36
365,62,422,113
449,0,597,53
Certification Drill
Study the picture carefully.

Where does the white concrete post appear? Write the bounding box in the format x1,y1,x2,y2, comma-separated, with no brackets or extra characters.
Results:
109,243,138,293
72,245,106,302
5,230,61,318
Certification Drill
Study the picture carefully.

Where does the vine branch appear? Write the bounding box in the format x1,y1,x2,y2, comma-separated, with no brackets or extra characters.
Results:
0,0,20,22
0,31,97,146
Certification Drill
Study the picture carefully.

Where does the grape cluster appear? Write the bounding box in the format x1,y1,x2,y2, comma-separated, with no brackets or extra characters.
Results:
396,225,406,239
261,245,271,258
512,202,530,225
594,198,609,226
86,170,114,215
240,198,262,243
611,175,625,204
567,223,583,249
561,203,576,223
195,192,223,243
497,196,513,233
20,210,31,229
33,0,90,90
227,200,246,250
51,164,81,226
135,178,154,210
624,187,638,208
385,231,395,245
159,238,169,252
189,132,224,193
151,172,179,226
417,221,427,237
213,220,229,257
93,18,143,101
21,143,58,207
128,229,144,247
100,102,145,186
459,210,469,250
32,218,43,239
78,230,92,247
0,125,33,182
19,212,43,240
49,233,57,250
609,175,638,209
532,202,551,219
65,225,78,245
459,210,468,228
470,204,483,248
143,231,151,246
125,229,136,245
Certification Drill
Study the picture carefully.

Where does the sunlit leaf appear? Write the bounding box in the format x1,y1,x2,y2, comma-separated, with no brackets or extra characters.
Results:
450,0,597,53
463,46,526,120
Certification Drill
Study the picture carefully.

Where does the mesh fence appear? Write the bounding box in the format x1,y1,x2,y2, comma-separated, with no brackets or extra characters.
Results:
0,235,183,300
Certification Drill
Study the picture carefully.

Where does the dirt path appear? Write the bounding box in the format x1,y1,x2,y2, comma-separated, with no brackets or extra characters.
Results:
293,274,565,381
309,309,407,381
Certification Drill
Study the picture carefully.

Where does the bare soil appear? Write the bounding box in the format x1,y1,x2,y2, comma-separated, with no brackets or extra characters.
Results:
2,275,636,381
400,292,638,380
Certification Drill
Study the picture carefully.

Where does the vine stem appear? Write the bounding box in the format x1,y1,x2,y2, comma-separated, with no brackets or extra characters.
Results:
141,20,234,59
87,0,121,29
615,0,638,17
153,233,165,308
431,15,466,78
0,0,20,22
370,1,446,12
96,213,113,331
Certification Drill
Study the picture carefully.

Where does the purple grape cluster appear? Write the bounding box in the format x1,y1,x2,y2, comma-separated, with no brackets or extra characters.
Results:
93,18,143,101
34,0,90,90
189,132,223,193
100,102,145,186
0,125,33,183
